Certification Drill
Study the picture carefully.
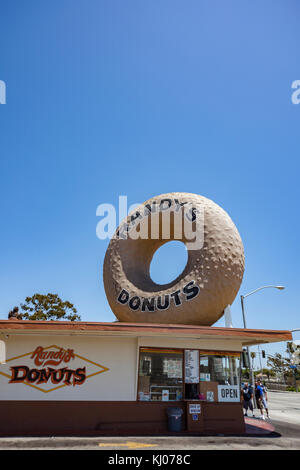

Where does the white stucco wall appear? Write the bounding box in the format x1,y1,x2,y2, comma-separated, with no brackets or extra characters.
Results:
0,335,138,401
0,333,243,402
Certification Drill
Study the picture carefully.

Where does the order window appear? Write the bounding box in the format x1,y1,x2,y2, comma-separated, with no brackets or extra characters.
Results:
138,348,183,401
198,351,241,402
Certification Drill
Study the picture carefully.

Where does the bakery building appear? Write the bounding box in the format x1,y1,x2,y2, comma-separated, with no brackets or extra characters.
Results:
0,320,291,436
0,192,291,436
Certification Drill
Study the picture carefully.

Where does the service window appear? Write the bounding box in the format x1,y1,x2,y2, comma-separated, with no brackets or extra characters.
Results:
184,349,200,400
199,351,241,402
138,348,183,401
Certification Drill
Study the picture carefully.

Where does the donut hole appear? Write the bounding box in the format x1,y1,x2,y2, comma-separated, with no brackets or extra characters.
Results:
150,241,188,286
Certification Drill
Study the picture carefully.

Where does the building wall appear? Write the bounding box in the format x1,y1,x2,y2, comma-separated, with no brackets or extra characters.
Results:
0,333,245,435
0,334,242,402
0,335,138,401
0,400,245,436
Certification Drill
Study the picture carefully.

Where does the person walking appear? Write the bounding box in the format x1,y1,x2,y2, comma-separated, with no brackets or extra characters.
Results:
241,381,255,417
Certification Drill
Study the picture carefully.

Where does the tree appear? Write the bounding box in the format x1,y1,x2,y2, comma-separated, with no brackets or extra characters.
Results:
241,368,250,380
286,342,300,384
267,353,287,375
267,352,300,382
287,342,295,355
20,293,81,321
287,342,300,364
250,351,256,369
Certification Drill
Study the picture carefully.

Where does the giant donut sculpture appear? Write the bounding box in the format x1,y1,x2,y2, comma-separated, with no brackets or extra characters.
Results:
103,192,244,326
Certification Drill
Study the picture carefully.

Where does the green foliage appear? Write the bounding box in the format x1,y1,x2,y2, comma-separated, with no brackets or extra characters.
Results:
241,369,250,379
286,342,295,354
286,386,300,392
250,351,256,368
267,353,287,374
20,293,81,322
267,352,300,380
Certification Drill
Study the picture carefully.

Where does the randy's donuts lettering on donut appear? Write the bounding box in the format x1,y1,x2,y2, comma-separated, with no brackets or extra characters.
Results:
103,192,244,326
117,280,200,312
116,197,199,241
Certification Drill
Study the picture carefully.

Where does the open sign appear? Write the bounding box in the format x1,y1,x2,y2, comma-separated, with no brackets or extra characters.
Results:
218,385,240,402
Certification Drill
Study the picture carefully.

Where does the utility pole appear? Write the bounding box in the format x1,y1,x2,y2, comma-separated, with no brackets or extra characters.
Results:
241,295,256,407
258,345,263,377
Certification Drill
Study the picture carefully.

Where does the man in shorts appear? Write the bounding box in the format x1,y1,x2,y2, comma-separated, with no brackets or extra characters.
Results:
241,381,255,417
256,380,269,419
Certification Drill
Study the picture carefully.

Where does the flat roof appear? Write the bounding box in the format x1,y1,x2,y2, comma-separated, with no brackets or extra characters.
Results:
0,320,292,346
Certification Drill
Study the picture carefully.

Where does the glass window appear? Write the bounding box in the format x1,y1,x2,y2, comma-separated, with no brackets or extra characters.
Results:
138,348,183,401
199,352,241,402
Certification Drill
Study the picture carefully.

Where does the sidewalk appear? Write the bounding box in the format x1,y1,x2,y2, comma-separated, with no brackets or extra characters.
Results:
244,416,275,436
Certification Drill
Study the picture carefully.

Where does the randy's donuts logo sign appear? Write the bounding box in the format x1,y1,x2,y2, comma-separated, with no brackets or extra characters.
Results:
10,346,85,387
0,345,109,393
30,345,75,367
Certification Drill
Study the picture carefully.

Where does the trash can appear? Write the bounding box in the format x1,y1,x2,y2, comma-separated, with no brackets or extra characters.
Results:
167,407,184,432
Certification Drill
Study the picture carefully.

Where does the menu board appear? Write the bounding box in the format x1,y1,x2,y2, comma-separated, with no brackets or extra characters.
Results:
184,350,199,384
167,359,182,378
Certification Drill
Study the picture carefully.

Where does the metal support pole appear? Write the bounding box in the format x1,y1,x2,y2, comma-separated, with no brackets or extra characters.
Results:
241,295,256,407
258,345,263,377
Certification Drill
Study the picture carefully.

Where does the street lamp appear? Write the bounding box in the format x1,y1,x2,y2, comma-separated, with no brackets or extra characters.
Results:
241,286,285,329
240,285,285,406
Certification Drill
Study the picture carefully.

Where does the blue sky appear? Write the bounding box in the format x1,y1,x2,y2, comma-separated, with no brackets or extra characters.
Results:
0,1,299,367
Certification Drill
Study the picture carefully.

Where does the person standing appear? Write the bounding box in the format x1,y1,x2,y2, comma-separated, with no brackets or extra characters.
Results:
256,380,269,419
241,381,255,417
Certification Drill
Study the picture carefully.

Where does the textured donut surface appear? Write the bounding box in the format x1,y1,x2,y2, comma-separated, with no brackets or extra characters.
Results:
103,192,244,326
